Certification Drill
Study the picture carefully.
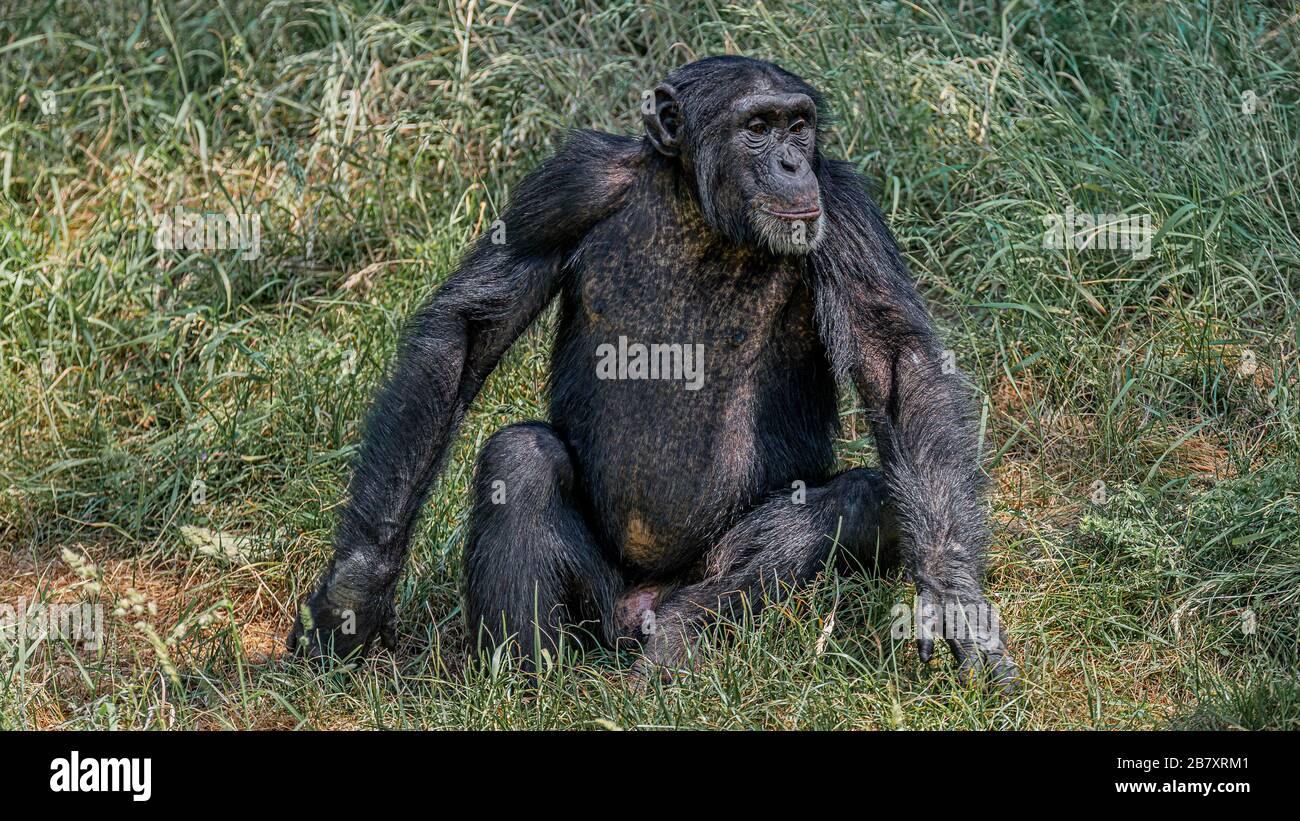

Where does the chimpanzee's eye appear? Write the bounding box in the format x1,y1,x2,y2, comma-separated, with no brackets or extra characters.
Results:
747,119,768,135
789,119,806,134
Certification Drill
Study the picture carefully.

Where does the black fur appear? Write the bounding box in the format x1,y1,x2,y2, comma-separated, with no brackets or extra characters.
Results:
289,56,1015,687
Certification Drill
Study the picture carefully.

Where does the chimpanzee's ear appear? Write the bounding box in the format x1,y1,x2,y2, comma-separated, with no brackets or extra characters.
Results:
643,83,681,157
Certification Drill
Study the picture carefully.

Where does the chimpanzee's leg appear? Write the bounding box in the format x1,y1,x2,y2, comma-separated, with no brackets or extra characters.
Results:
463,422,624,668
638,468,897,671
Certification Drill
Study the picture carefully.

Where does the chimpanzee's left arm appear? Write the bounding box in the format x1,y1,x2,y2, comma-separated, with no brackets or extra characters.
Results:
810,159,1016,686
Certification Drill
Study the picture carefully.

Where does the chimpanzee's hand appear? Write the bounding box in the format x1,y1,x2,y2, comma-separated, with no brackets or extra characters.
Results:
914,586,1017,690
286,560,397,661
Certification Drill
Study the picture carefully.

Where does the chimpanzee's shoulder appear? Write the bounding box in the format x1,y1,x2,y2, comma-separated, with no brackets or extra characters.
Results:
817,158,881,213
811,158,913,290
505,131,648,253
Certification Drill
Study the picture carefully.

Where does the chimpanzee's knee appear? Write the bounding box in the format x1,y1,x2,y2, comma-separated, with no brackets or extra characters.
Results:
474,421,576,506
464,421,620,663
817,468,900,572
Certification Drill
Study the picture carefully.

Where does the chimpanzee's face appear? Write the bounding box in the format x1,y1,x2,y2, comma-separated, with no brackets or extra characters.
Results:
642,67,826,255
715,91,823,255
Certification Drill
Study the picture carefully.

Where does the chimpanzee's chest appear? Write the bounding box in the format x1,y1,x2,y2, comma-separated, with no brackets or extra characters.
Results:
577,237,800,355
547,199,839,577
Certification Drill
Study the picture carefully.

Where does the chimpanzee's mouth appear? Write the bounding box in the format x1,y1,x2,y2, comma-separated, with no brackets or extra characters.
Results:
761,206,822,221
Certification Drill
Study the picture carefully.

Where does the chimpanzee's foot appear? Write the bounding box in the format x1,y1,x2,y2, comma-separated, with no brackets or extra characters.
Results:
628,468,893,681
628,628,703,687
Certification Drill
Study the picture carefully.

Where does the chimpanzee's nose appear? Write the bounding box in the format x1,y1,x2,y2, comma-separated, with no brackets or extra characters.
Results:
779,144,803,174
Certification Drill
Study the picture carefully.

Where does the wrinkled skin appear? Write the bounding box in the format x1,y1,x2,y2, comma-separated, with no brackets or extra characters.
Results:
289,56,1016,690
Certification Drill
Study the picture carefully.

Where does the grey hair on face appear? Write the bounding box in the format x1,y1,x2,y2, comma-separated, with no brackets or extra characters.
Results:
750,204,825,255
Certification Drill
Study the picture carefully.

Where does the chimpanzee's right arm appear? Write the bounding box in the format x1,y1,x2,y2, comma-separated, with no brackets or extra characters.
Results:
289,131,640,658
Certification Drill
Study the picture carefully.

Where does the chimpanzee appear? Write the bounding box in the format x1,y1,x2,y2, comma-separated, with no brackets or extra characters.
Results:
288,56,1016,687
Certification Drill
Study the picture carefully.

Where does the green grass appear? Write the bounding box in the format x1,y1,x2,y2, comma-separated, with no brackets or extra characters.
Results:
0,0,1297,729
